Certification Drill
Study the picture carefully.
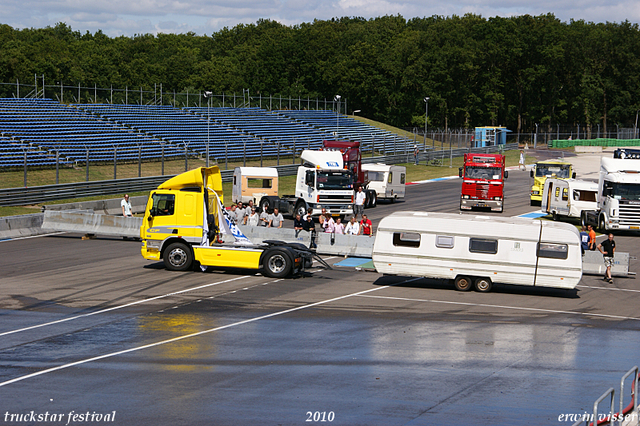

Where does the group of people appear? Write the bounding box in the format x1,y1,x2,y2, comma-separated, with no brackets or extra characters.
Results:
227,200,285,228
580,224,616,283
293,209,372,237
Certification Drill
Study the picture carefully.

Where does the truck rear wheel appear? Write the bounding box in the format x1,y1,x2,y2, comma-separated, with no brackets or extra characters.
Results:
369,190,377,207
260,197,272,214
262,249,292,278
295,201,307,218
454,275,472,291
163,242,193,271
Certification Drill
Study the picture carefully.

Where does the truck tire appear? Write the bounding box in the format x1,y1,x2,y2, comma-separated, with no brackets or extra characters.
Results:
474,278,492,293
294,200,307,218
260,197,272,214
262,248,292,278
599,215,607,233
369,190,377,208
581,212,587,227
163,242,193,271
454,275,472,291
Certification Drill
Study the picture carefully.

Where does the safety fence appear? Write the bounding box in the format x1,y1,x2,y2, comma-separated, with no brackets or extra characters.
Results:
550,139,640,149
0,144,516,207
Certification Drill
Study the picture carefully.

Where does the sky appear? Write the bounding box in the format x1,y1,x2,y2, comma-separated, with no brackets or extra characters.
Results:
3,0,640,37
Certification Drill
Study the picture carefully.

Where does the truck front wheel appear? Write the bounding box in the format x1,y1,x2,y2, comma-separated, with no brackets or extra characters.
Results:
599,215,607,233
295,201,307,218
262,249,292,278
163,242,193,271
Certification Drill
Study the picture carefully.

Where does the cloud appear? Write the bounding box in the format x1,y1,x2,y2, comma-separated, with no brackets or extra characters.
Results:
1,0,639,37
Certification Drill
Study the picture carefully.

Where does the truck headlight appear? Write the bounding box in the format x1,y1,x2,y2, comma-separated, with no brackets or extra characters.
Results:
494,196,502,201
462,195,470,199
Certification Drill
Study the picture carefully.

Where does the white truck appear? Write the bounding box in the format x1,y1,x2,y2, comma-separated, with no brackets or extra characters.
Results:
582,157,640,231
258,150,355,218
372,211,582,292
361,164,406,203
541,178,598,221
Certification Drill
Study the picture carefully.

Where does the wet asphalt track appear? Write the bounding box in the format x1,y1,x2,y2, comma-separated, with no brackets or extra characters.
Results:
1,162,640,425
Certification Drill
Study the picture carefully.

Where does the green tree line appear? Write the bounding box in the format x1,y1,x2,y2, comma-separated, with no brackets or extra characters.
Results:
1,14,639,133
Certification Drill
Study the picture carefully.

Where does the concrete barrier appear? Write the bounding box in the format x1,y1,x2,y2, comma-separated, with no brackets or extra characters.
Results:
575,145,603,153
0,213,48,240
41,210,142,238
239,225,374,257
43,195,148,216
582,250,633,277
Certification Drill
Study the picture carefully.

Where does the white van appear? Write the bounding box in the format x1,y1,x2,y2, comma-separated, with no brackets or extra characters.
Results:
232,167,279,205
362,164,406,202
372,211,582,292
541,178,598,221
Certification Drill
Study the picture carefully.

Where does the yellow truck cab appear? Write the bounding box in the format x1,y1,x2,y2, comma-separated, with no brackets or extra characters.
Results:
530,160,575,205
140,166,312,277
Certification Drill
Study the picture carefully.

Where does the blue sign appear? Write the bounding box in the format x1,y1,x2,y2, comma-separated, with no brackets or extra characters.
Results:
326,161,339,167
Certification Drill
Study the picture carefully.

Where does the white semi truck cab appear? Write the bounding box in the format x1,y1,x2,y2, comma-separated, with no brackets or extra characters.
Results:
259,150,355,218
583,157,640,231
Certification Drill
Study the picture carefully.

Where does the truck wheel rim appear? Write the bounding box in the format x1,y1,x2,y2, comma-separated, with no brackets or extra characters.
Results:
169,248,187,267
268,254,286,273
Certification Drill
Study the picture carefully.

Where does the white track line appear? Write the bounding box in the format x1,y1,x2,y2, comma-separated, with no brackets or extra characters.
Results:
0,232,66,242
356,294,640,321
0,275,253,337
0,284,394,388
577,285,640,293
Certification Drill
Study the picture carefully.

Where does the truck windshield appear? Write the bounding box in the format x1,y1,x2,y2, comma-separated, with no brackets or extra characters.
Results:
608,183,640,201
465,166,502,180
535,164,571,178
316,171,353,190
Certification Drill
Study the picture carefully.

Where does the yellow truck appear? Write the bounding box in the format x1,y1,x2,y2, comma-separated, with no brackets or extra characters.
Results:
140,166,313,277
529,159,575,206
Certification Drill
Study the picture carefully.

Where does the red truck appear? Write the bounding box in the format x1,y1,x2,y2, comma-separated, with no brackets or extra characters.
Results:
458,153,508,212
321,140,377,208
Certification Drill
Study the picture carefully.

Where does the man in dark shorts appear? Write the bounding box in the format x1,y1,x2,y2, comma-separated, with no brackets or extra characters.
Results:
597,233,616,283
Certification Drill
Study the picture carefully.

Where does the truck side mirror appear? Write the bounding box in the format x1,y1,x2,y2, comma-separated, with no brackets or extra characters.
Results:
305,170,315,188
572,172,576,179
504,170,508,179
458,167,462,178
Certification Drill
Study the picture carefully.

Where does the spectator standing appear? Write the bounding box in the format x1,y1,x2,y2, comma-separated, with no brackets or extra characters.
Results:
294,213,305,237
236,202,246,225
259,208,269,227
121,194,133,217
579,226,589,255
519,150,526,171
303,214,317,249
334,218,345,234
269,208,284,228
588,225,596,250
322,214,335,233
345,216,360,235
318,208,327,227
414,144,419,165
597,233,616,283
360,214,372,237
354,187,366,220
247,207,259,226
227,204,238,225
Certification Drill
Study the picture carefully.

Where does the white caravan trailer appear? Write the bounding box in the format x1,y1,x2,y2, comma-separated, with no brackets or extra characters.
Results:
362,164,406,202
541,178,598,220
372,211,582,292
232,167,279,205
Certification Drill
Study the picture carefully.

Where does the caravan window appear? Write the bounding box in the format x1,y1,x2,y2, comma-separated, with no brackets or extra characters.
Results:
388,172,393,184
537,243,568,259
562,188,569,201
573,190,597,202
368,172,385,182
400,173,406,184
393,232,421,248
469,238,498,254
555,187,561,197
247,178,272,189
435,235,454,249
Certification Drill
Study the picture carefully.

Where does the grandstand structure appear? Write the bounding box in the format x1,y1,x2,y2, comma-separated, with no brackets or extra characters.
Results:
0,98,414,170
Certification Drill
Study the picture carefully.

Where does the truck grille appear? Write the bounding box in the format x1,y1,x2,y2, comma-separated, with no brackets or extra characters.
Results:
319,195,352,203
619,203,640,226
476,183,489,199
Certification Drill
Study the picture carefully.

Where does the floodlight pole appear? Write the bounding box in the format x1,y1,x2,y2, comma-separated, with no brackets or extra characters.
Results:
334,95,341,137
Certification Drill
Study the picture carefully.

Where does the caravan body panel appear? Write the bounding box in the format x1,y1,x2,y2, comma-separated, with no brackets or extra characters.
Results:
362,164,406,201
372,212,581,290
541,178,598,218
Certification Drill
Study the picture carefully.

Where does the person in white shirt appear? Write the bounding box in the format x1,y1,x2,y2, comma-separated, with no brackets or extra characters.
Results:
259,208,269,227
344,216,360,235
121,194,132,217
354,186,366,220
247,208,259,226
323,214,335,233
334,218,344,234
268,208,284,228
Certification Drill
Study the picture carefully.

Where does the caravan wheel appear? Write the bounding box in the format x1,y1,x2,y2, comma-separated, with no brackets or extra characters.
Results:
474,278,492,293
454,276,472,291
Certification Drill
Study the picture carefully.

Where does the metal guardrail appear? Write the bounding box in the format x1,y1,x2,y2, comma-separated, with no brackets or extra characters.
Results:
0,144,517,207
